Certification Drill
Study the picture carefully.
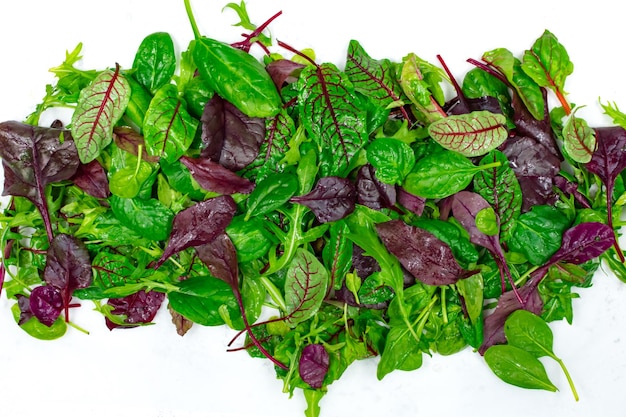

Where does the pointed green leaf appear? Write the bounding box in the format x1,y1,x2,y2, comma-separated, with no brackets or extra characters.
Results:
298,63,368,177
284,248,329,327
484,344,558,391
132,32,176,94
428,111,508,157
143,83,198,164
504,310,554,358
562,113,596,163
71,65,131,163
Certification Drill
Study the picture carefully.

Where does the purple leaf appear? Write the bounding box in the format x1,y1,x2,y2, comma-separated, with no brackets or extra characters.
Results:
548,222,614,265
15,294,33,325
29,285,63,327
43,234,93,322
113,126,160,163
266,59,305,89
356,164,396,210
397,187,426,216
180,155,255,195
511,88,561,158
291,176,356,223
195,233,239,290
71,159,110,199
299,344,330,389
201,94,265,171
105,290,165,330
376,219,465,286
153,195,237,269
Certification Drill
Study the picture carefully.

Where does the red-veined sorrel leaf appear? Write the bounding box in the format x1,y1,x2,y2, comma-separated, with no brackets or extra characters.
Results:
562,113,596,163
521,30,573,114
299,344,330,389
376,219,464,286
144,83,198,164
153,195,237,268
105,290,165,330
298,63,368,177
473,150,522,240
290,176,356,223
345,40,407,116
71,64,130,163
428,110,508,157
29,285,63,327
284,248,329,327
43,233,93,322
200,94,265,171
180,155,255,195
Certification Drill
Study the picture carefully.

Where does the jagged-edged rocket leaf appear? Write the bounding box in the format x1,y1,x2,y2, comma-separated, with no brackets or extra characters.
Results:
71,64,131,163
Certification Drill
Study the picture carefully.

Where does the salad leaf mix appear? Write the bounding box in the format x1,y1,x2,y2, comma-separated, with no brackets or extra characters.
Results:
1,1,626,415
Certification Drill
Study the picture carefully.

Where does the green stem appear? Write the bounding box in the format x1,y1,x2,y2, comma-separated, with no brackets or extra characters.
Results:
554,355,579,401
67,320,90,335
184,0,201,40
441,287,448,324
260,275,286,312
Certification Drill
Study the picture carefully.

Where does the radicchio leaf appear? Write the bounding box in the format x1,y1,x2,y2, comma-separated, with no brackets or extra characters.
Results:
153,195,237,269
29,285,64,327
71,159,110,199
299,344,330,389
201,94,265,171
427,110,508,157
0,121,80,241
284,248,329,327
376,219,465,286
356,164,396,210
586,126,626,261
298,63,368,177
105,290,166,330
180,155,255,195
290,176,356,223
43,234,92,322
71,64,131,163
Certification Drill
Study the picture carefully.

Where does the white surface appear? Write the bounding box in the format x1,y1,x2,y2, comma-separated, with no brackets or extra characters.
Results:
1,1,626,416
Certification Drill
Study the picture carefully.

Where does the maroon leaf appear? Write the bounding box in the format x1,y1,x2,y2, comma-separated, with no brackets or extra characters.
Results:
548,222,614,265
16,294,34,325
397,187,426,216
200,94,265,171
299,344,330,389
113,126,160,163
266,59,305,89
291,176,356,223
168,304,193,336
356,164,396,210
180,156,255,195
376,219,464,285
105,290,166,330
195,233,239,290
153,195,237,269
71,160,110,199
29,285,63,327
43,233,93,322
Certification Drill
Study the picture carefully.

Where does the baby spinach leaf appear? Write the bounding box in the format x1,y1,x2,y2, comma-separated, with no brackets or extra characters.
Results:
11,302,67,340
376,322,423,380
366,137,415,184
71,64,131,163
109,156,153,199
110,195,174,242
143,83,198,163
153,195,236,268
504,310,553,358
428,111,508,157
290,176,356,223
298,63,368,177
484,344,557,391
245,172,298,220
284,248,329,327
226,216,273,263
192,37,282,117
132,32,176,94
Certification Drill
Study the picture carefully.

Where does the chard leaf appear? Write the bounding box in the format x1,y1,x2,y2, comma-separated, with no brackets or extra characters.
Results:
473,149,522,240
299,344,330,389
298,63,368,177
29,285,63,327
200,94,265,171
154,195,237,268
521,30,573,113
180,155,255,195
143,83,198,163
71,65,131,163
290,176,356,223
71,160,110,199
345,40,406,111
284,248,329,327
105,289,165,329
427,110,508,157
562,113,596,163
132,32,176,94
356,164,396,210
245,109,295,180
376,219,465,286
399,53,446,124
484,344,557,391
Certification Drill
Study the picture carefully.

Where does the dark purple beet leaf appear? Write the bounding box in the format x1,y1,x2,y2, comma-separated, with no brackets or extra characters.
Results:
15,294,33,325
356,164,396,210
43,233,93,322
291,176,356,223
397,187,426,216
376,219,465,285
105,290,165,330
200,94,265,171
547,222,614,265
266,59,305,89
180,155,255,195
153,195,237,269
71,159,110,199
299,344,330,389
511,88,561,159
29,285,64,327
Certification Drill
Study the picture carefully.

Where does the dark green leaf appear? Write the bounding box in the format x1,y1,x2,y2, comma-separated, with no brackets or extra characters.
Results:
132,32,176,94
484,344,557,391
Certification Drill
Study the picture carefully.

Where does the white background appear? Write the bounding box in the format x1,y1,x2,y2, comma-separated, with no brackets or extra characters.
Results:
1,1,626,416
